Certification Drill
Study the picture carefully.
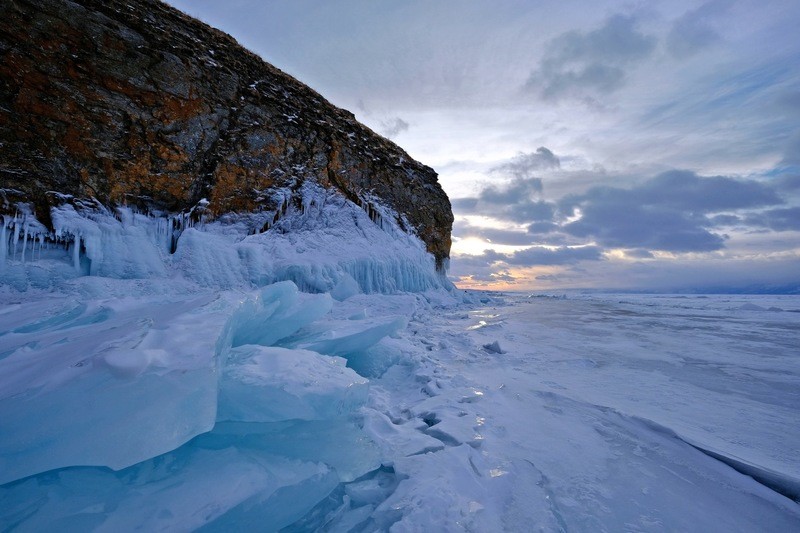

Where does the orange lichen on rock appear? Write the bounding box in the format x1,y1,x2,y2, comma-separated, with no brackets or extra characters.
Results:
209,162,277,215
155,94,205,123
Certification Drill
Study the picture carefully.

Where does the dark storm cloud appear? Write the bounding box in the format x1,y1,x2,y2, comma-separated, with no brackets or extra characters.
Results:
379,117,409,138
559,170,783,252
525,14,656,101
666,0,730,59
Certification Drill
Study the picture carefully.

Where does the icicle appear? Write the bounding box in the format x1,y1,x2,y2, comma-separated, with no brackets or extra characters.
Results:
12,217,20,260
73,234,81,272
21,223,29,263
0,219,7,267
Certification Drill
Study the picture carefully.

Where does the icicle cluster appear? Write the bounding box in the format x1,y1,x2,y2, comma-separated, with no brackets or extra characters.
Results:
0,188,451,294
1,205,50,268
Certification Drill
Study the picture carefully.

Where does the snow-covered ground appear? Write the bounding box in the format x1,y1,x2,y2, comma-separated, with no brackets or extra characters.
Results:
1,193,799,530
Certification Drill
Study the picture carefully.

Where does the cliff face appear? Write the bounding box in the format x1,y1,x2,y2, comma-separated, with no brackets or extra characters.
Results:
0,0,452,268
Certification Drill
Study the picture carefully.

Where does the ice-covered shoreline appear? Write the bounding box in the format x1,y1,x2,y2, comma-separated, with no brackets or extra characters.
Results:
0,184,451,295
1,193,799,530
2,282,799,530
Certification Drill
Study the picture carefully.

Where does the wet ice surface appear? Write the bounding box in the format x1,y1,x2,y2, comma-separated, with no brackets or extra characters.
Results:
1,287,799,531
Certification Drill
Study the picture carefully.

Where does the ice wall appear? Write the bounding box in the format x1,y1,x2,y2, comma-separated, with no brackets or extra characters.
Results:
0,186,451,294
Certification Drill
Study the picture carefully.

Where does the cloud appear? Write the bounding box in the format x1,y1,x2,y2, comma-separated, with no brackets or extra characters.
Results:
630,170,782,211
458,167,790,254
775,174,800,193
624,249,654,259
527,221,559,234
453,220,535,246
506,245,603,266
479,178,543,204
447,248,511,284
451,148,561,223
577,256,800,293
666,0,730,59
745,207,800,231
559,170,783,252
565,204,726,252
707,214,742,226
776,92,800,118
379,117,409,138
525,14,656,101
781,132,800,167
451,248,507,269
455,245,603,269
490,147,560,180
450,197,479,211
455,188,555,224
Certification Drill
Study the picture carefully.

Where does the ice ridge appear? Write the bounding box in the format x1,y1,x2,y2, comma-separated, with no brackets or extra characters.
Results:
0,277,419,528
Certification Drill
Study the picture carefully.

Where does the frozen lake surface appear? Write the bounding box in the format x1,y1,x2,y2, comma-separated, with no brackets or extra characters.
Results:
1,285,799,531
413,291,800,531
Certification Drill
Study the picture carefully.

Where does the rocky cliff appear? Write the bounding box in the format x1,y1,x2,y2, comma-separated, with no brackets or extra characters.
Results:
0,0,452,268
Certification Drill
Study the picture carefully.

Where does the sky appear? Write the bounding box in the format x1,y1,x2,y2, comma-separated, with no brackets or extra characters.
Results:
166,0,800,292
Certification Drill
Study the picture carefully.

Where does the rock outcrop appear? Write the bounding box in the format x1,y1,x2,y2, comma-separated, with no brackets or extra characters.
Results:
0,0,452,268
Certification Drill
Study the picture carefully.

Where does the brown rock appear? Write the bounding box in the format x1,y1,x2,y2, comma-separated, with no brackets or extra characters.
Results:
0,0,452,268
